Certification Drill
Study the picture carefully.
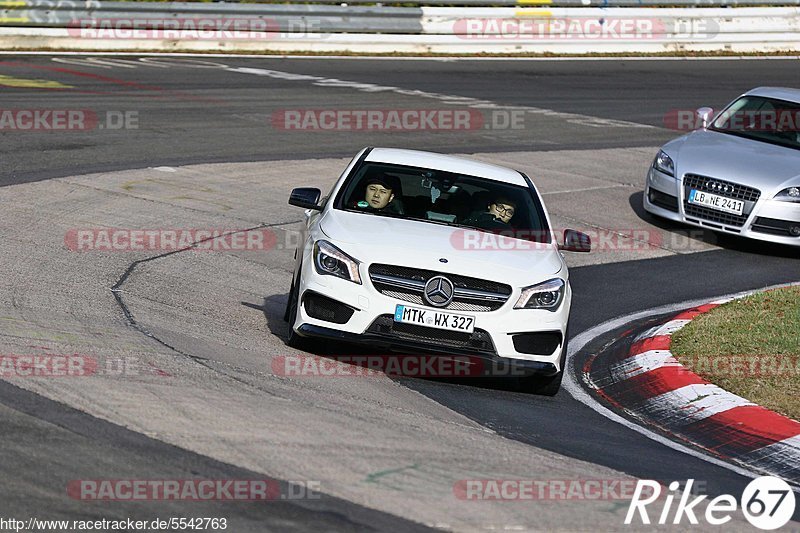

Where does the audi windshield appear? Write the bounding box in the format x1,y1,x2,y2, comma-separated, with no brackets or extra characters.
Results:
710,95,800,151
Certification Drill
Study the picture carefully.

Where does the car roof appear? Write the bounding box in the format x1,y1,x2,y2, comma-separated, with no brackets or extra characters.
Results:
744,87,800,104
364,148,529,187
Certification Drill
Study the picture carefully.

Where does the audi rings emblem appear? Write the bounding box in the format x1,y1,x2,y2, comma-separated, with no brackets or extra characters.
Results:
706,180,733,195
423,276,454,307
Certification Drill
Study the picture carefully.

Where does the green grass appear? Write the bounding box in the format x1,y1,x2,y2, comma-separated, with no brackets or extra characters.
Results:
671,285,800,420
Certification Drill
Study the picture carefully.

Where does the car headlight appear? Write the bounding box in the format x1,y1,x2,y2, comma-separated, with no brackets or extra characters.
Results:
313,240,362,284
514,278,565,311
653,150,675,177
774,187,800,203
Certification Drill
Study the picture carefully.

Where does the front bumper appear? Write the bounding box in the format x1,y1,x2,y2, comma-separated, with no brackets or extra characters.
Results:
643,167,800,247
296,324,559,376
292,258,570,371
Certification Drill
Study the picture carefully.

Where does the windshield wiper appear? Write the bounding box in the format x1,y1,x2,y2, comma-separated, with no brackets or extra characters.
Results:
404,216,463,228
342,208,405,220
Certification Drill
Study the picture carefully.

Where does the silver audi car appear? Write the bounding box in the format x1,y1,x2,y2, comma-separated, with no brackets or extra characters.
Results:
644,87,800,246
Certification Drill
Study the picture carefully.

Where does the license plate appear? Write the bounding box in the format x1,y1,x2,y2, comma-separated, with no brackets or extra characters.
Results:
394,304,475,333
688,189,744,216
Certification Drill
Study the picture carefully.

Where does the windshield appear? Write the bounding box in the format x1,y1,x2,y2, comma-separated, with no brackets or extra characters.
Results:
710,95,800,151
334,162,550,243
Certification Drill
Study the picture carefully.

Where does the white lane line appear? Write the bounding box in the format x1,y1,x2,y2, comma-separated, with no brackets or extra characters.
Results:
563,282,800,486
51,57,112,69
51,56,229,69
52,57,141,69
225,66,653,130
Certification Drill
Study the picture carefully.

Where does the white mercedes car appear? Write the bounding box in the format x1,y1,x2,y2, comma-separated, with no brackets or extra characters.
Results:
644,87,800,246
284,148,590,395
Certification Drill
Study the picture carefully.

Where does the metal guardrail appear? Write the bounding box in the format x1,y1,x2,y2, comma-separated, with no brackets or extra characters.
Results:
0,1,424,33
424,6,800,35
2,0,800,20
0,1,798,53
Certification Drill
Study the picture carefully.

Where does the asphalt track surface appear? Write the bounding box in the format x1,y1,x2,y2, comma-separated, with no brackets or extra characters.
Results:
1,55,799,530
2,55,800,185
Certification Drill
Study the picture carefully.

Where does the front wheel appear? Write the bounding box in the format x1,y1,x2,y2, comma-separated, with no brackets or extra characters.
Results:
518,368,563,396
283,275,296,323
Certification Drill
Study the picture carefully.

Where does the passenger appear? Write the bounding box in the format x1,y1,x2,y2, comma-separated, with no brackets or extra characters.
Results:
463,195,516,230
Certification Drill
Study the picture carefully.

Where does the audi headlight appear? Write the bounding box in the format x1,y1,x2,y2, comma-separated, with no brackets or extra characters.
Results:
514,278,565,311
313,240,362,284
774,187,800,203
653,150,675,177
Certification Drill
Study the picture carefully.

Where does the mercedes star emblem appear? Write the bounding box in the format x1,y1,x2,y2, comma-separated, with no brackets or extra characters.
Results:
423,276,454,307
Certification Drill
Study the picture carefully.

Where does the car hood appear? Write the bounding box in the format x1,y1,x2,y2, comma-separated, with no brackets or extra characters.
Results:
671,130,800,193
319,210,564,286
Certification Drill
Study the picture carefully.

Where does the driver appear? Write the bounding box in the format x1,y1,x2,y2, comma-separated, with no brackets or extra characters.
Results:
351,174,403,214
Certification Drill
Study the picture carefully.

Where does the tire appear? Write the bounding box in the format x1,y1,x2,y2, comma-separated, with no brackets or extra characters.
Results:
518,368,563,397
518,327,569,396
283,275,296,323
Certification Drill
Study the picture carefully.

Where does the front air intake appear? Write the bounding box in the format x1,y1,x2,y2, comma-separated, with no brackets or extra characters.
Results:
303,292,355,324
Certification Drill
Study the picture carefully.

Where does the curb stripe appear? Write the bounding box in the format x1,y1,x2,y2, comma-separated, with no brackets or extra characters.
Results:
633,319,690,342
605,349,674,385
586,291,800,482
599,365,707,405
743,435,800,480
638,383,754,426
681,405,800,457
672,303,719,321
627,335,671,357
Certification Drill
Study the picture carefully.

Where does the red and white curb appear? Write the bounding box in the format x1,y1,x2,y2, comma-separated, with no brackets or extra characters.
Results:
585,297,800,484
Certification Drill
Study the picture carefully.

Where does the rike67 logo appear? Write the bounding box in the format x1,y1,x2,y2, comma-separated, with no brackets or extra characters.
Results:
625,477,795,530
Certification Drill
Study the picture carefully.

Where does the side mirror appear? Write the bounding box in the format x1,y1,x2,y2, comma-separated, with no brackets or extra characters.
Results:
289,187,322,210
559,229,591,253
696,107,714,129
